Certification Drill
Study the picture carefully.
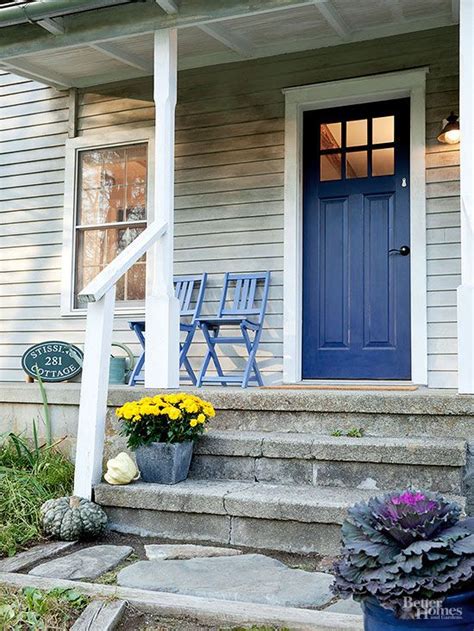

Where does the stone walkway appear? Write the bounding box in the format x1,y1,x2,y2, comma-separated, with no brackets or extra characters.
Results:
118,553,335,608
0,540,363,625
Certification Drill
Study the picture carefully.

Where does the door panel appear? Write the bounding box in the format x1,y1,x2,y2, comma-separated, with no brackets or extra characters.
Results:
319,197,349,349
302,99,411,380
363,193,395,348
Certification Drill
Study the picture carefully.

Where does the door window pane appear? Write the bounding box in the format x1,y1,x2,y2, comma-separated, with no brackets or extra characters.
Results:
74,143,147,307
372,148,394,176
373,116,394,144
320,153,342,181
347,119,367,147
320,122,342,150
346,151,368,178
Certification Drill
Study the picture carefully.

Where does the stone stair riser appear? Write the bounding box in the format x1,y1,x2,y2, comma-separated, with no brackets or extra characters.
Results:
104,507,342,555
211,411,474,438
189,454,464,494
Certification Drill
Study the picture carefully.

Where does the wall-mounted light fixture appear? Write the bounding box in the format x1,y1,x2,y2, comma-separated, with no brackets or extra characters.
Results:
437,112,460,144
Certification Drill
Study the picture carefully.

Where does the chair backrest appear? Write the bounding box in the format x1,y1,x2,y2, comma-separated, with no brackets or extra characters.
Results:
217,272,271,324
174,274,207,322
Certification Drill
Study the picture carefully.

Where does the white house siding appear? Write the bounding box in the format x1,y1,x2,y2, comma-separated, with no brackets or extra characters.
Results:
0,25,459,387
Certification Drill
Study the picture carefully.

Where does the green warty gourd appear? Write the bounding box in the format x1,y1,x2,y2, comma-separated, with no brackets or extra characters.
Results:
40,496,108,541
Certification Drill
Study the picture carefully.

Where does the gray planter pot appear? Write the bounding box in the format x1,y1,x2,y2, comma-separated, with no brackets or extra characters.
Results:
135,441,193,484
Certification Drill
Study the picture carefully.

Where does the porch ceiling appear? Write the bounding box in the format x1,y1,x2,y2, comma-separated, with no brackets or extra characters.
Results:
0,0,459,89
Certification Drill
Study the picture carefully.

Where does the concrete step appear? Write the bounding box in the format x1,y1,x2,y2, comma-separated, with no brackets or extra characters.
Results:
195,388,474,438
94,480,465,556
95,480,370,555
190,431,467,494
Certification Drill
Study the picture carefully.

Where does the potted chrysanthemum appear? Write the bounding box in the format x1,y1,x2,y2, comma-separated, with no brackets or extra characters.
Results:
115,393,215,484
332,489,474,630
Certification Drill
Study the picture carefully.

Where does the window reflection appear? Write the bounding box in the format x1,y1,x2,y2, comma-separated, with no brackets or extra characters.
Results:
372,147,394,176
373,116,394,144
347,119,367,147
346,151,368,178
320,123,342,150
320,153,342,181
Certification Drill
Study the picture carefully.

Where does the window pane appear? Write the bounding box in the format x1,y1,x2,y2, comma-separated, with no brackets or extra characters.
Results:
126,186,146,222
373,116,394,144
126,144,147,186
320,153,342,181
320,123,342,150
127,262,146,300
77,143,147,225
347,119,367,147
75,225,145,306
346,151,368,178
372,148,395,176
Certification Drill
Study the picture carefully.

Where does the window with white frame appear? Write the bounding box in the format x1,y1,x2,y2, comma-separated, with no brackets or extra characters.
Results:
72,142,148,309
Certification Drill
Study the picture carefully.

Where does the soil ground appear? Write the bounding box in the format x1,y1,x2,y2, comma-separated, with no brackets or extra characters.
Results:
117,603,285,631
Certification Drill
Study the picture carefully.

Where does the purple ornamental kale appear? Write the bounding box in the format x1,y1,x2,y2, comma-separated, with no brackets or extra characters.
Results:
332,489,474,618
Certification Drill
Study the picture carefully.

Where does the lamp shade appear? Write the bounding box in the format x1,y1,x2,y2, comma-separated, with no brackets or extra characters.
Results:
437,111,460,144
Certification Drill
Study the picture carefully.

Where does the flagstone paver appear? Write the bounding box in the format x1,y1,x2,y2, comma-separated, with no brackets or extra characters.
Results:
117,553,334,608
145,544,242,560
29,545,132,581
325,598,363,615
0,541,77,573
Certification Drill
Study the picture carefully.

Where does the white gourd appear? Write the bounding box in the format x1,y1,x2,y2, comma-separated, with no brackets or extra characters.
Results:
104,452,140,485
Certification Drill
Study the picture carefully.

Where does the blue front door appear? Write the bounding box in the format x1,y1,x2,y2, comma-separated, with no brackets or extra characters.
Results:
302,99,411,380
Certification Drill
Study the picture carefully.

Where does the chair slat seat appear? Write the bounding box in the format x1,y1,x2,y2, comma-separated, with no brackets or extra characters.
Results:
197,271,271,388
128,274,207,386
196,317,257,328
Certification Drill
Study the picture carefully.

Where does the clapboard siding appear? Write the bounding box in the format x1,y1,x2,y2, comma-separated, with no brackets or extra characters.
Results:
0,25,460,386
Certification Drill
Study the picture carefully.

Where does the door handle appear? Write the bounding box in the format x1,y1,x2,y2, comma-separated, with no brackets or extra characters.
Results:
389,245,410,256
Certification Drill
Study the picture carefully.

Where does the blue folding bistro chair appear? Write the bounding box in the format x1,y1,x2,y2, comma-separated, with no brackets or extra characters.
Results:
196,272,271,388
128,273,207,386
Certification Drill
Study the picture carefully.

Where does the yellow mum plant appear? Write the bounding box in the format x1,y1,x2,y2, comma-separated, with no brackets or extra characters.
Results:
116,393,215,449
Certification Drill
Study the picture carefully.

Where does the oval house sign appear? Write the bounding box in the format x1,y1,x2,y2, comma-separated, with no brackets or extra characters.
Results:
22,341,83,382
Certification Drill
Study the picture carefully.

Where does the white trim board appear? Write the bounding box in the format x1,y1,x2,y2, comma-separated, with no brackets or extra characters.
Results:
61,127,155,317
282,68,429,385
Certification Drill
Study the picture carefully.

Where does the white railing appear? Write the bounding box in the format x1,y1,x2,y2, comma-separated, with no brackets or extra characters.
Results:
73,220,167,498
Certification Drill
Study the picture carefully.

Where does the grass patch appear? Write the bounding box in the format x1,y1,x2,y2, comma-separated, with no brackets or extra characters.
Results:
331,427,365,438
0,435,74,557
0,585,88,630
94,553,139,585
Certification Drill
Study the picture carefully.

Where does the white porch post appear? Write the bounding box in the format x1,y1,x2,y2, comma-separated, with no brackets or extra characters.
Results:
73,288,116,498
145,28,180,389
457,0,474,393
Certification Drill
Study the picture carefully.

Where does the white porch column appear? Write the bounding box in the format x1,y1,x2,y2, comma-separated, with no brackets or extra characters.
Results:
457,0,474,393
145,28,180,388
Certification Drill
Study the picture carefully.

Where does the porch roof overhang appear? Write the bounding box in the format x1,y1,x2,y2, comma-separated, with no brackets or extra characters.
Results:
0,0,460,90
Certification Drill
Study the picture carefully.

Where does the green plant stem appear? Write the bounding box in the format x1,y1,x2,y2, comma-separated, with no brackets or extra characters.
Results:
35,369,52,447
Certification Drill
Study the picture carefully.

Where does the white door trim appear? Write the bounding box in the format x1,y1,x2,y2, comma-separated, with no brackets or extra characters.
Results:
282,68,429,385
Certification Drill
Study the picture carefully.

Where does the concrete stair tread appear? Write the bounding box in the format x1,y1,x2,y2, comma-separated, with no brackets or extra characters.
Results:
101,386,474,415
195,430,467,466
94,480,465,526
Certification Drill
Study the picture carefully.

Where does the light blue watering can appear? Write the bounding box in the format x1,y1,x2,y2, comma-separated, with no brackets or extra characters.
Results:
109,343,135,385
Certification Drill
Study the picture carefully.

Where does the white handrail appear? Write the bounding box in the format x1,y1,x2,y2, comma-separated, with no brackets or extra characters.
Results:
73,218,168,498
78,220,168,303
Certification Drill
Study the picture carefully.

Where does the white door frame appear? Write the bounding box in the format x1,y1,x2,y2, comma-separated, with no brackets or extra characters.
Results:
282,68,429,385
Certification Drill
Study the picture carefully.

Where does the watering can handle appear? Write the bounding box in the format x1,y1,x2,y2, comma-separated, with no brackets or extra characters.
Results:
111,342,135,374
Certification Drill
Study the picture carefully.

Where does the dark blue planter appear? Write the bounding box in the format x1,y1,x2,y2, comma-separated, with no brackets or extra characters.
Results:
363,591,474,630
